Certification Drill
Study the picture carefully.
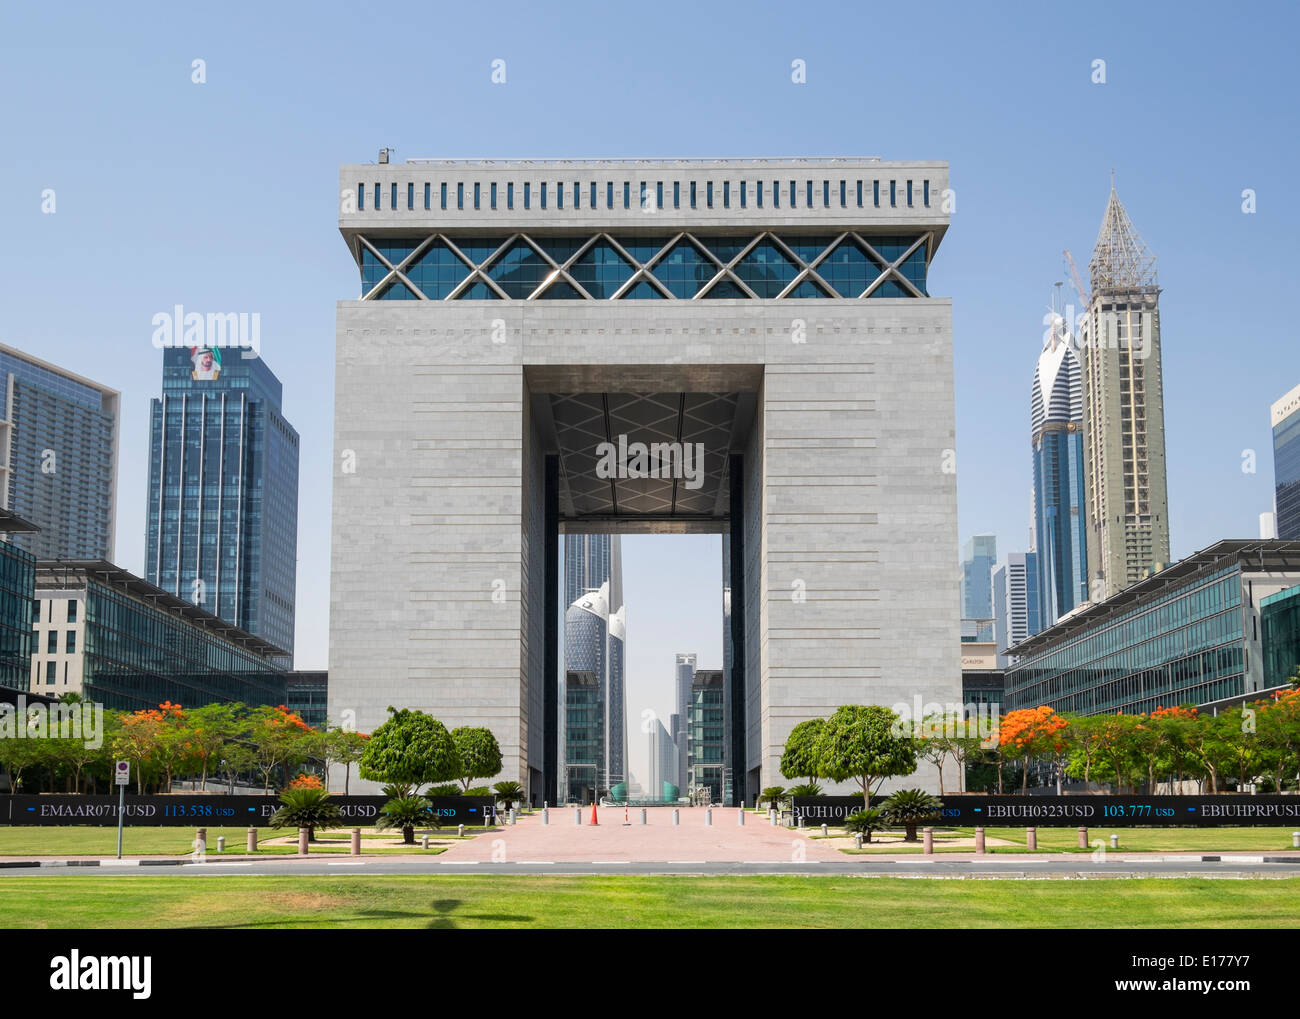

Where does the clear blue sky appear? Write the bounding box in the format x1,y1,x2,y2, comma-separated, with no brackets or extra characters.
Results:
2,1,1296,772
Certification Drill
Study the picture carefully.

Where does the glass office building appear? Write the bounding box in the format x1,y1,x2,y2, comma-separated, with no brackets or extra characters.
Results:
1261,585,1300,690
992,553,1040,668
961,535,997,619
1273,383,1300,541
0,345,118,561
1005,540,1300,715
0,518,36,690
31,561,289,711
1032,328,1088,624
688,669,725,803
145,348,298,659
287,670,329,729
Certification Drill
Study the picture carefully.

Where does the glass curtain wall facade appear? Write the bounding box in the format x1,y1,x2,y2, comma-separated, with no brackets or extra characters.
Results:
688,669,725,803
1261,585,1300,690
961,535,997,619
0,538,34,689
1006,565,1244,715
563,586,607,802
0,346,118,560
1273,384,1300,540
145,348,298,658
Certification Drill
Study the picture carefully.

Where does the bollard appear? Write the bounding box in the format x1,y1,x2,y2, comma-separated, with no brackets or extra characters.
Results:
854,833,863,850
510,808,517,826
923,827,934,855
1077,826,1089,849
705,808,712,826
975,826,986,854
574,808,581,826
1109,834,1119,850
798,816,805,829
457,823,465,838
217,836,225,854
640,808,647,825
737,809,745,827
421,834,430,850
298,827,309,855
769,810,776,827
247,827,258,853
351,828,361,855
1293,831,1300,849
196,827,207,851
542,808,549,825
821,823,828,837
672,809,679,826
1026,827,1037,851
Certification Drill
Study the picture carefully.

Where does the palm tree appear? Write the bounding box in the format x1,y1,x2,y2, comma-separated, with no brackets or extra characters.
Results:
842,808,887,843
268,787,342,843
493,781,525,813
881,788,943,842
376,795,435,845
785,782,822,797
760,786,787,810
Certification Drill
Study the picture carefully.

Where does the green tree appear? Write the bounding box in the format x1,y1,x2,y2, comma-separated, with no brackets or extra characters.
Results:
880,788,943,842
760,786,787,810
493,780,525,811
815,705,917,809
247,705,316,793
323,727,370,794
359,707,460,792
451,726,503,792
779,718,825,785
269,786,342,843
186,703,240,791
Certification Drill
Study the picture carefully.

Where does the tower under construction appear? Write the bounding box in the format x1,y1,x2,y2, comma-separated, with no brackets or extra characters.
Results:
1079,186,1171,599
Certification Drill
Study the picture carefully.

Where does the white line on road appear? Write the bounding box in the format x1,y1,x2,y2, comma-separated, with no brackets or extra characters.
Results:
591,861,632,865
439,861,479,865
516,861,555,865
326,862,366,866
667,861,707,865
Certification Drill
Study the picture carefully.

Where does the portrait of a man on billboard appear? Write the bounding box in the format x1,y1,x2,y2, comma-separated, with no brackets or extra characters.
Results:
190,346,222,381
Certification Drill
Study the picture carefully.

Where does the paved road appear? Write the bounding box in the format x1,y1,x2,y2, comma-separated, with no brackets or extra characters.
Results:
3,855,1299,878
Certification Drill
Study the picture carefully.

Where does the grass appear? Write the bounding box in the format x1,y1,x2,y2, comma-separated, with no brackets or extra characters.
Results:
2,875,1297,928
0,826,469,857
947,826,1300,853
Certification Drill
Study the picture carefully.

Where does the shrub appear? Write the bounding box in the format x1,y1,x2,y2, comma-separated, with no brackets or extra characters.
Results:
376,795,435,845
425,783,462,797
842,808,888,843
287,773,323,790
269,787,342,843
880,788,943,842
786,782,823,798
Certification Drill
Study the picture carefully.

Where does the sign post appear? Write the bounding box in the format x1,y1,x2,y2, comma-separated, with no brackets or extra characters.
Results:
114,761,129,859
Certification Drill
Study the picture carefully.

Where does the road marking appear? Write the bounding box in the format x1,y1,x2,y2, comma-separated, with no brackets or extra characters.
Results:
591,861,631,865
517,861,554,865
667,861,707,865
1220,856,1264,863
439,861,479,865
326,862,365,866
201,862,253,867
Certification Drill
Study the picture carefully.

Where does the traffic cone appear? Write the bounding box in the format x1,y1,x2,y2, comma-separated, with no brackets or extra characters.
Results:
589,801,598,825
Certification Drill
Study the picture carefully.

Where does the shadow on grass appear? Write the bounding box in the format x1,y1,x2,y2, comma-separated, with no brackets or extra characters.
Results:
189,900,535,929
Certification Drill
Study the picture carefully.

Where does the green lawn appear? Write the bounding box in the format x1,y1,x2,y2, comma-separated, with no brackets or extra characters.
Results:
2,875,1297,928
0,826,465,857
947,826,1300,853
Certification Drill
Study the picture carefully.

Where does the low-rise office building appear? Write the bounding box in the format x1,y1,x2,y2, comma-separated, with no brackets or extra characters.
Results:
31,561,290,711
0,510,37,690
1005,540,1300,715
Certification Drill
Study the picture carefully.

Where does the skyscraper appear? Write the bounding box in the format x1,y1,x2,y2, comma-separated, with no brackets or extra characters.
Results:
1032,314,1088,623
992,552,1040,668
145,347,299,658
647,717,678,803
0,345,118,560
1080,187,1171,598
1273,383,1300,540
961,535,997,618
673,652,697,793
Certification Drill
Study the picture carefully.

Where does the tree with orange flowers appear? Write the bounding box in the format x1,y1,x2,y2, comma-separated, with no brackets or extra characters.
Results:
248,705,318,793
997,706,1069,793
1258,689,1300,791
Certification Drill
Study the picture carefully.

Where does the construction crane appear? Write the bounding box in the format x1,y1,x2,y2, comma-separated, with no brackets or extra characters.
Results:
1063,248,1090,309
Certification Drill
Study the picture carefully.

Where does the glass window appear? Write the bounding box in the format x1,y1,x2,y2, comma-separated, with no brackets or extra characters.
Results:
507,182,514,209
541,182,547,209
690,181,697,208
789,180,796,207
923,180,930,206
591,182,597,208
408,182,414,209
46,661,56,685
673,181,680,209
424,182,431,210
857,180,863,207
873,180,880,207
490,182,497,210
67,630,76,654
556,182,563,209
723,181,730,208
707,182,713,208
607,181,614,208
457,183,464,210
67,599,76,622
907,180,913,206
391,183,398,209
756,181,762,207
441,183,447,210
773,180,779,208
640,181,648,209
358,183,365,211
48,630,58,653
840,180,846,207
374,182,381,209
623,182,630,209
890,180,896,206
573,182,580,208
823,180,829,206
474,182,480,210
